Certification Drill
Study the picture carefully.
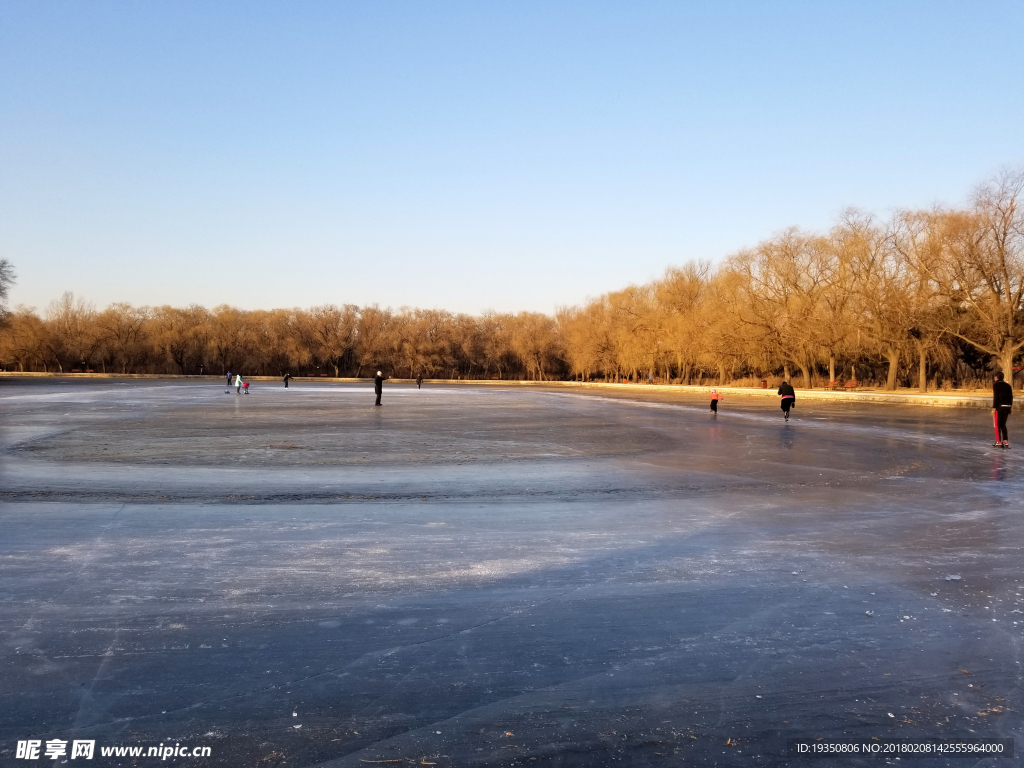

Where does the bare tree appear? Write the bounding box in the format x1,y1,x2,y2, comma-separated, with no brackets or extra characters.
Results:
932,169,1024,380
153,305,209,374
557,304,607,381
0,308,47,371
731,230,827,387
0,259,15,321
266,309,311,375
299,304,357,377
841,215,914,390
656,261,710,383
449,313,483,378
44,292,98,372
207,306,251,373
479,312,517,379
96,303,150,373
812,219,862,384
606,285,660,382
356,305,396,377
888,210,950,390
509,312,561,381
700,268,752,384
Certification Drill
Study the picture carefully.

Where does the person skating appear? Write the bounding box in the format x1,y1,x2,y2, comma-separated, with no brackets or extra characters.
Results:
242,381,250,395
374,371,384,406
778,380,795,420
283,373,292,388
416,374,423,390
710,388,722,414
225,371,232,394
993,371,1013,447
234,373,243,394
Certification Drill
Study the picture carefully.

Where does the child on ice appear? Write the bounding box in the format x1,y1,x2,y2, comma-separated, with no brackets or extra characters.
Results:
242,381,250,395
710,388,722,414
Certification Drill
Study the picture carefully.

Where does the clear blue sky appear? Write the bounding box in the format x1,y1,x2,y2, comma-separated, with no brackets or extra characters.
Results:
2,1,1022,314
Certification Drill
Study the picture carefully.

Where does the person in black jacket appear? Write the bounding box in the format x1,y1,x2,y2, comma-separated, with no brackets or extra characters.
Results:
778,381,796,421
283,373,292,388
374,371,384,406
993,372,1013,447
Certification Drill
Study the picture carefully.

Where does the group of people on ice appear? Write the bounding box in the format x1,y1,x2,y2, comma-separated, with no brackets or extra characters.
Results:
225,371,249,395
223,368,1013,445
221,370,394,406
710,381,796,421
710,375,1012,444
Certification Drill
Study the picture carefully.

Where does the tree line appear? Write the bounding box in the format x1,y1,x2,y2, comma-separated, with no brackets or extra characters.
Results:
0,297,563,382
1,168,1022,389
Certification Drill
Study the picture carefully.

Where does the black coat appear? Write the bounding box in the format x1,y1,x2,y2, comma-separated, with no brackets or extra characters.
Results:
993,380,1013,409
374,375,383,394
777,382,795,399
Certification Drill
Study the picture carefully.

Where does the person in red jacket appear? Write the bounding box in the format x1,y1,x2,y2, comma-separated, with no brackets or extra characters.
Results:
992,372,1013,447
710,388,722,414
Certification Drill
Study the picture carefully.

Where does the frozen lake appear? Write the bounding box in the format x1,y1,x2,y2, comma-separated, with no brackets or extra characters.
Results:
1,378,1021,766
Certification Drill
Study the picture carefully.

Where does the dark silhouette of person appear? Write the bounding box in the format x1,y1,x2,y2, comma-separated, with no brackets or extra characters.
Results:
993,371,1013,447
416,374,423,390
283,373,292,388
777,381,796,420
374,371,384,406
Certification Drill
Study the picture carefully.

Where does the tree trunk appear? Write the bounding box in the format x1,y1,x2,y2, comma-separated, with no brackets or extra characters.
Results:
884,347,899,391
918,347,927,392
799,363,811,389
1000,348,1015,388
718,364,726,385
783,364,790,382
829,354,836,384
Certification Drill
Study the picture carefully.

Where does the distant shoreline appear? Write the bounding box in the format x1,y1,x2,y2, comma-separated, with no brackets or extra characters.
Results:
0,372,995,408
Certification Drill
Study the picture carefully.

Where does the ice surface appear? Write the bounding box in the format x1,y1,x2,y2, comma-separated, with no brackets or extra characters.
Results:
1,379,1021,766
